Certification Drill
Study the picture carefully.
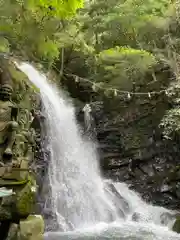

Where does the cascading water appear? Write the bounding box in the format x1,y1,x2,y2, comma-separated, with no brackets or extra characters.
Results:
16,62,180,240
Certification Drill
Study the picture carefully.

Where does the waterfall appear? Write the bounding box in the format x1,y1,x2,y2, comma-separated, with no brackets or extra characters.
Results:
16,62,180,240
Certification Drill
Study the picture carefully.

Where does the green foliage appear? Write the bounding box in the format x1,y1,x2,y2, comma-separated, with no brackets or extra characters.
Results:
27,0,83,18
96,47,157,89
160,77,180,138
79,0,171,50
160,108,180,139
0,38,10,53
60,0,180,139
1,0,180,138
0,0,83,62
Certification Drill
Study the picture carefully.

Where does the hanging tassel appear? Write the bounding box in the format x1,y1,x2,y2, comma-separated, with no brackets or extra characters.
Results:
92,84,97,92
165,90,168,95
148,92,151,98
114,89,117,96
75,76,79,82
127,92,131,99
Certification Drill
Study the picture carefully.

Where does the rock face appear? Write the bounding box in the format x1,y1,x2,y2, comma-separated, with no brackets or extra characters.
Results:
0,59,44,240
5,215,44,240
84,96,180,211
18,215,44,240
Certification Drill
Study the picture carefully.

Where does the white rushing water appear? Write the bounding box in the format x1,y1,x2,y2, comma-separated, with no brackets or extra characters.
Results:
16,62,180,240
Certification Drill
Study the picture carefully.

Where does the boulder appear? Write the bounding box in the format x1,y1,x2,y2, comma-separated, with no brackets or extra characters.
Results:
14,174,37,218
18,215,44,240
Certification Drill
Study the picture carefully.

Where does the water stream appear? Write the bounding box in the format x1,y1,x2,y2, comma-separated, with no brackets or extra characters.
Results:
16,62,180,240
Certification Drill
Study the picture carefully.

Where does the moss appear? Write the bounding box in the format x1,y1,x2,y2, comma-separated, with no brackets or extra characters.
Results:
14,174,37,218
0,60,43,229
0,179,28,186
0,177,35,220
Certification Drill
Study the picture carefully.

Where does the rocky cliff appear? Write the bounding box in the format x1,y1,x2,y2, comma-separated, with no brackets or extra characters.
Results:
71,74,180,212
95,96,180,210
0,58,44,240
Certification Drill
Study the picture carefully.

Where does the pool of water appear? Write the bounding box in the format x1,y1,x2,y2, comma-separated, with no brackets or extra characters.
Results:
44,221,180,240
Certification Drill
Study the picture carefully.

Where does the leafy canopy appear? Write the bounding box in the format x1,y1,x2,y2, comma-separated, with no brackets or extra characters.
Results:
0,0,83,61
1,0,180,138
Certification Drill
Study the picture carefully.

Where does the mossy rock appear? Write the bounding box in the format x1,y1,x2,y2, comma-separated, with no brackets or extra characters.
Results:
13,174,37,218
18,215,44,240
2,168,29,183
0,162,30,187
172,215,180,233
0,174,36,221
0,179,28,187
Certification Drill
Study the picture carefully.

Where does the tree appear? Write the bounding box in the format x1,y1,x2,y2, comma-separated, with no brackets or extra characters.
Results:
0,0,83,62
53,0,180,140
58,0,172,92
1,0,179,138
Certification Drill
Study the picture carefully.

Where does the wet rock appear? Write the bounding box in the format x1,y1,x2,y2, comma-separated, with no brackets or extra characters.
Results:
132,212,141,222
160,212,176,226
160,184,171,193
18,215,44,240
105,181,130,216
78,89,180,210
